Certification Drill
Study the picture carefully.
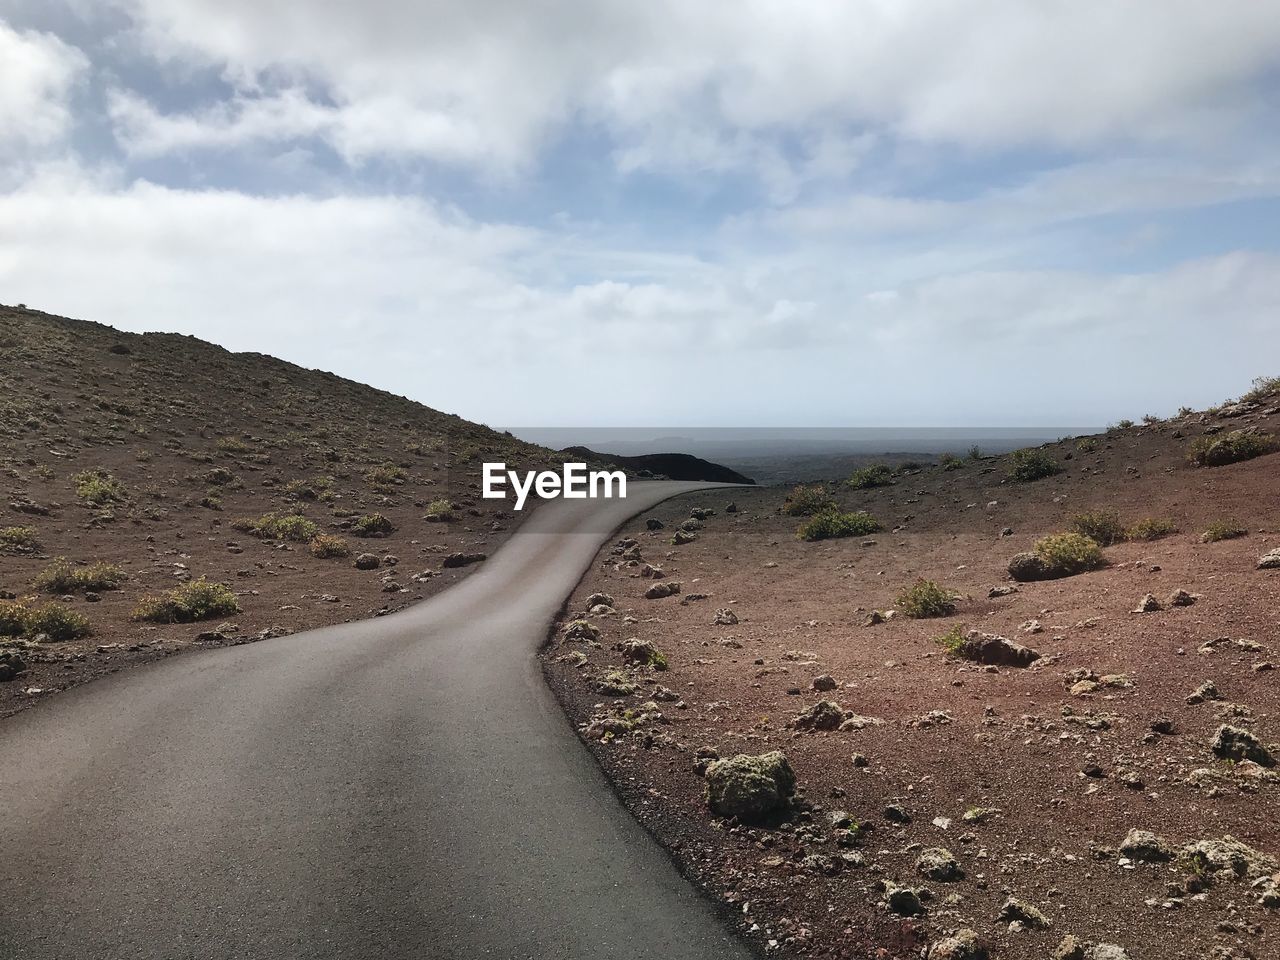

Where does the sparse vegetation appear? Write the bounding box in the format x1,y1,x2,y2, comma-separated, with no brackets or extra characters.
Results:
797,509,882,541
1188,430,1274,467
1076,437,1099,453
0,526,39,554
848,464,895,489
310,534,351,559
32,558,126,593
1007,448,1061,483
1070,510,1126,547
132,577,240,623
217,436,252,455
967,445,982,460
938,453,963,471
1033,532,1106,577
1202,520,1247,543
0,597,92,641
1126,517,1177,541
351,513,395,537
936,624,967,654
1114,419,1135,430
73,469,127,505
424,498,454,521
782,485,837,517
896,578,956,619
235,513,320,542
366,462,409,490
1241,375,1280,404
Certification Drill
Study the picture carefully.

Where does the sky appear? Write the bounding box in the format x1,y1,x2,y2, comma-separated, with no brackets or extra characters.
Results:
1,1,1278,428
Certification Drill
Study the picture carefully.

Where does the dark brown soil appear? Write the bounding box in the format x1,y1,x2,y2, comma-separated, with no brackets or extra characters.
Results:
0,306,575,718
545,400,1280,960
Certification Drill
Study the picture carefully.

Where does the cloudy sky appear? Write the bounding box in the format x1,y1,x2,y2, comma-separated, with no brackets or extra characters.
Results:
1,2,1278,427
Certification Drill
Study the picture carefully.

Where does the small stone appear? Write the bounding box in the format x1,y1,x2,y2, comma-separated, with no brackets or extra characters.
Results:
1133,593,1162,613
811,674,838,692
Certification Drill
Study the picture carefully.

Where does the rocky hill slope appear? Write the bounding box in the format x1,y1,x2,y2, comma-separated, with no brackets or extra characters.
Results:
0,304,574,716
545,379,1280,960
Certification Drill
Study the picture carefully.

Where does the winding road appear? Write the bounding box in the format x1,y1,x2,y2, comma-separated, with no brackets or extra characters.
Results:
0,482,754,960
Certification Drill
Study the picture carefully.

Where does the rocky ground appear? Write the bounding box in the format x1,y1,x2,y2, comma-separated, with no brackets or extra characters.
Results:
544,389,1280,960
0,306,582,718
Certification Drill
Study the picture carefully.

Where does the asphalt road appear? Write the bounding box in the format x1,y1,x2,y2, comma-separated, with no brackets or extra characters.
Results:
0,482,755,960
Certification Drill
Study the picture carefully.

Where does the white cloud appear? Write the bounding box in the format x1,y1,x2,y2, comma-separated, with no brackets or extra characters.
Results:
1,172,1275,425
0,21,88,154
102,0,1280,177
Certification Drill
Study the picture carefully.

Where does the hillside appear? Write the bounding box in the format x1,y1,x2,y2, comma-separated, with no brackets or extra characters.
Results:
561,446,755,485
545,380,1280,960
0,305,577,716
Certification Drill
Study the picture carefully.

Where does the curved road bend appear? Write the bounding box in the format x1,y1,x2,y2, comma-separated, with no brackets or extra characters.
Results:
0,481,755,960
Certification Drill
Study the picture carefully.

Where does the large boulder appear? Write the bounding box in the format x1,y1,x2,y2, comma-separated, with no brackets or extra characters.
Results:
926,929,987,960
1007,552,1050,582
704,751,795,822
951,630,1040,667
1259,548,1280,570
1211,724,1275,766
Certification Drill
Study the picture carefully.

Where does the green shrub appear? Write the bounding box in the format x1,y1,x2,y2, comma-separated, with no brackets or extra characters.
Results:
24,602,92,641
33,558,127,593
202,467,236,486
310,534,351,559
74,469,127,505
1070,510,1125,547
217,436,252,454
782,485,836,517
1188,430,1274,467
936,624,967,654
235,513,319,542
1008,449,1061,483
352,513,395,537
1114,419,1135,430
1076,437,1099,453
1033,532,1106,577
967,446,982,461
0,597,93,641
1177,406,1194,417
0,526,39,554
1241,375,1280,404
848,464,895,489
132,577,240,623
366,463,408,489
0,599,27,637
895,578,956,619
424,498,454,521
1201,520,1247,543
797,509,882,541
1126,517,1177,541
938,453,963,471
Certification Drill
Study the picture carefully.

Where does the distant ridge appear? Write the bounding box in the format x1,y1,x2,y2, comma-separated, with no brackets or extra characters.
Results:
561,446,754,485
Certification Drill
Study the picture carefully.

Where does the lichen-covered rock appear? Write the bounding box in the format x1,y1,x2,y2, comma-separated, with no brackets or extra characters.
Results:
791,699,845,731
0,650,26,682
615,637,667,670
1260,548,1280,570
1133,593,1162,613
884,882,925,916
1007,552,1049,582
561,619,600,643
1051,935,1085,960
1211,724,1276,766
951,630,1040,667
997,897,1050,928
1178,837,1277,879
926,929,987,960
671,529,697,545
704,750,796,822
585,592,614,609
916,847,962,881
643,581,681,599
1120,829,1173,862
712,607,738,625
593,670,636,697
353,552,380,570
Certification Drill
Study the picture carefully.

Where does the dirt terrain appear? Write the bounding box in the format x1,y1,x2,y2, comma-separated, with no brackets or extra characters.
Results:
0,305,584,718
545,389,1280,960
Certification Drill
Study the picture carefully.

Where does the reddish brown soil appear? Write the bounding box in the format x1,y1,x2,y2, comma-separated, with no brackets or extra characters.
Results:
0,306,575,718
545,403,1280,960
